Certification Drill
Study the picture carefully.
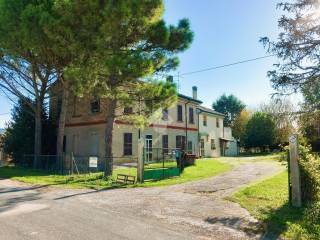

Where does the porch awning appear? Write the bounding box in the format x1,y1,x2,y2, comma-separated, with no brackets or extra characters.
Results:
199,132,209,137
220,137,234,142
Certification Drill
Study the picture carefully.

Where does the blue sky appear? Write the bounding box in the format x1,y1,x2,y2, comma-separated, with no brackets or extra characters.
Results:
163,0,285,109
0,0,285,128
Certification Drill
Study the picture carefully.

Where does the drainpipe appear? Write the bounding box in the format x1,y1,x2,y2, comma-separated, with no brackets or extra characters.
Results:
184,101,190,152
197,109,201,157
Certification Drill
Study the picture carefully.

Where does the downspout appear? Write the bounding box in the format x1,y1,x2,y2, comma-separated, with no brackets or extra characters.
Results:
184,101,190,152
184,100,194,152
197,109,201,157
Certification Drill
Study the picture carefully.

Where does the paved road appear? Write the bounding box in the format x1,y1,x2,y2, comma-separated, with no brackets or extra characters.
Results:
0,160,284,240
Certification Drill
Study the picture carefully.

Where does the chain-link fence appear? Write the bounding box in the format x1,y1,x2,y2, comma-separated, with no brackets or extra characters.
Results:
22,154,138,176
23,155,64,173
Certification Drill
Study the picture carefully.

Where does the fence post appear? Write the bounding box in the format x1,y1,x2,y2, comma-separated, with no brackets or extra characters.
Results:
137,139,144,183
288,135,302,207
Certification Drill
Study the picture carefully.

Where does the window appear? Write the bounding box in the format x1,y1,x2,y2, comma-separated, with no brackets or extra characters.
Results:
216,118,220,128
90,99,100,113
123,133,133,156
203,115,207,126
162,108,169,121
176,135,186,150
63,136,67,153
189,107,194,124
124,107,133,115
162,135,168,154
177,105,183,122
211,139,216,150
188,141,193,153
200,139,205,157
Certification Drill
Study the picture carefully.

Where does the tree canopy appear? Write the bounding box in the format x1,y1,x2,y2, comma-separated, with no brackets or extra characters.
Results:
260,99,295,145
244,112,276,150
0,0,61,158
212,94,245,127
261,0,320,107
232,109,250,143
40,0,194,175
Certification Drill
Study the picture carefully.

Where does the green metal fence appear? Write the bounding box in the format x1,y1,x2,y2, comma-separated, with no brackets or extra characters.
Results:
143,148,182,181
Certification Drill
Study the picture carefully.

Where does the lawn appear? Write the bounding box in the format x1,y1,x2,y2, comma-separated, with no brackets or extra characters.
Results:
230,171,318,239
0,158,232,189
222,152,287,164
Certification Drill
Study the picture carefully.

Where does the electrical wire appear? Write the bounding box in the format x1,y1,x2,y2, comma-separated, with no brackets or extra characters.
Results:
173,54,276,77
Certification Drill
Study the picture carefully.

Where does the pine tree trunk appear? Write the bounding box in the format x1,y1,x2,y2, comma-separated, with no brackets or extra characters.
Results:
56,85,70,157
33,105,42,168
104,99,117,177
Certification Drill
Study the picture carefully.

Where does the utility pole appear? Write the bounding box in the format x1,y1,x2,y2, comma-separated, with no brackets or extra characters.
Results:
288,135,302,207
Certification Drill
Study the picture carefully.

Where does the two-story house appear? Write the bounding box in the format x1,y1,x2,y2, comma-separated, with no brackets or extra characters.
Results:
198,107,240,157
55,86,202,167
50,84,238,169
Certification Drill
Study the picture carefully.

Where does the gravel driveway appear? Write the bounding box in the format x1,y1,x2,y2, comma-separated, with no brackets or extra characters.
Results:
0,159,284,240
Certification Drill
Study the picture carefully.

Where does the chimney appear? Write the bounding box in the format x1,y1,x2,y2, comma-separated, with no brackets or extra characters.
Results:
192,86,198,100
166,75,173,83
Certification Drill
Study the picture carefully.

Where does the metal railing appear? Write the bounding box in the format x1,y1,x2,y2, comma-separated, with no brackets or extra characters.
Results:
22,154,137,175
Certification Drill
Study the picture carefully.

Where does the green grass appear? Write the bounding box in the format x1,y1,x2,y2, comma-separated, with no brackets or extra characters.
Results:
0,158,231,189
139,158,232,187
222,152,286,164
230,171,316,239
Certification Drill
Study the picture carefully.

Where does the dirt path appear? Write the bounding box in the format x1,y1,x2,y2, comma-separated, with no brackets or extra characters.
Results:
0,159,284,240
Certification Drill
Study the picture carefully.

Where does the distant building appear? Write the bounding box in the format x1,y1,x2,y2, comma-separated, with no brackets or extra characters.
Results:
198,107,239,157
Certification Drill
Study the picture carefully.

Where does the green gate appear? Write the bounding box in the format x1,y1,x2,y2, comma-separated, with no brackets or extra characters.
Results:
143,148,182,181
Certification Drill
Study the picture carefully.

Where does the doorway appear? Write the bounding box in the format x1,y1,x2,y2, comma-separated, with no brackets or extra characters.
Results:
145,135,153,162
200,139,205,157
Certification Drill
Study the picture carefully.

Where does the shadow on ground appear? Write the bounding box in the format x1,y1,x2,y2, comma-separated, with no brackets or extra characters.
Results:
205,216,263,238
259,202,304,240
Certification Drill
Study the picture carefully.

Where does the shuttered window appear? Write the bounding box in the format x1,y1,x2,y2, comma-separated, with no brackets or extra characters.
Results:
189,107,194,124
177,105,183,122
123,133,133,156
211,139,216,150
162,108,169,121
203,115,207,126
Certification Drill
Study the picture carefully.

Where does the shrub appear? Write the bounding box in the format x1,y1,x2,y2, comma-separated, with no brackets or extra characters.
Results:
299,144,320,203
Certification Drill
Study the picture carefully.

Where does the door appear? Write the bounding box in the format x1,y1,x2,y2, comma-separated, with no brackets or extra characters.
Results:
145,135,153,162
200,139,205,157
90,132,99,156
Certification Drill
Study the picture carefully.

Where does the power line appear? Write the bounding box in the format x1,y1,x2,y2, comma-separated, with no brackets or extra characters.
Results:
174,54,276,77
0,112,10,116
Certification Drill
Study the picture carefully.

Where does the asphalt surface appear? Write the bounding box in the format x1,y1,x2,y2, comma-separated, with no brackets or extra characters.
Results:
0,159,284,240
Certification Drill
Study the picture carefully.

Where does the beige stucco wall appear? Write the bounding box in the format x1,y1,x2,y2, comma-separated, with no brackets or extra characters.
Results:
65,122,198,164
63,95,200,165
198,113,224,157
